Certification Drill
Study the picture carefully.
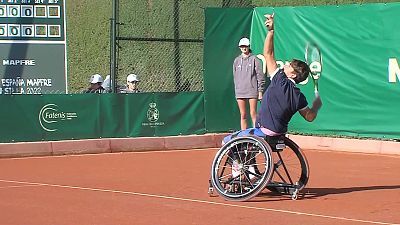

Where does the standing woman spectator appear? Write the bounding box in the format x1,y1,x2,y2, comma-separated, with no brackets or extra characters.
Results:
233,37,265,130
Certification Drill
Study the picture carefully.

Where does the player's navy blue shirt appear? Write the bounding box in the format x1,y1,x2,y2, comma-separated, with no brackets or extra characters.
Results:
256,68,308,134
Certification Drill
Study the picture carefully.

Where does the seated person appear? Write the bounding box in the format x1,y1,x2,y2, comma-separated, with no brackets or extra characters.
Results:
120,74,140,93
101,75,111,93
84,74,106,93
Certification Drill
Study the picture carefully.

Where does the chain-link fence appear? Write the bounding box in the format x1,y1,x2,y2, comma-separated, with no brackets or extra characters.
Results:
113,0,253,93
1,0,385,94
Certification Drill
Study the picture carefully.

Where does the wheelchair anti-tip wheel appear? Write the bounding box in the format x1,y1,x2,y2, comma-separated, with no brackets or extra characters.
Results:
210,135,274,201
266,137,309,198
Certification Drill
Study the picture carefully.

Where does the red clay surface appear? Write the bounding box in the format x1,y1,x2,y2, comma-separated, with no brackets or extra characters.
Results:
0,148,399,225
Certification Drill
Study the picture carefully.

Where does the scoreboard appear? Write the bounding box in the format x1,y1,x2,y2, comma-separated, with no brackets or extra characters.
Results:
0,0,66,94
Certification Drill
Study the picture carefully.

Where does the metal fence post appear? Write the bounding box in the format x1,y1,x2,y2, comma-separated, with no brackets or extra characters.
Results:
110,0,118,93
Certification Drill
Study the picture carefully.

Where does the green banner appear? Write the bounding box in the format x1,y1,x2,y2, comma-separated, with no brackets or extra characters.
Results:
0,92,205,143
204,8,253,133
251,3,400,139
204,3,400,139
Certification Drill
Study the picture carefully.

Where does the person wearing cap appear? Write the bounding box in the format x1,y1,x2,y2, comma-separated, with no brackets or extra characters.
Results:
84,74,106,93
101,75,111,93
120,74,140,93
233,37,265,130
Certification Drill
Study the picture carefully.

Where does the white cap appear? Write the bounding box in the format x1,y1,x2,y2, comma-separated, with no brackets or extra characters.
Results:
127,74,139,82
238,37,250,47
90,74,103,84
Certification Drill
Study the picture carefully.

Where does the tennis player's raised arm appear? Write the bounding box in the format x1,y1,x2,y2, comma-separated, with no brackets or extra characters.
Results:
263,14,278,76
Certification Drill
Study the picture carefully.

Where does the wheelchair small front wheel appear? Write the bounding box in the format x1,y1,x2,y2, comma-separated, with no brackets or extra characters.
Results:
210,135,274,201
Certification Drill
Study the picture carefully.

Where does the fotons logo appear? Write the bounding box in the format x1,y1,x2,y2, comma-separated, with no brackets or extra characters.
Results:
39,104,77,132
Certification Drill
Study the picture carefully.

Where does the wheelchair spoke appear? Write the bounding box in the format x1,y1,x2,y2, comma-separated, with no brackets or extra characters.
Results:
218,164,233,170
246,168,262,178
217,157,232,178
243,151,261,165
222,174,240,186
246,162,266,167
245,174,258,189
226,149,235,163
219,173,233,181
239,174,244,194
236,143,244,164
273,167,289,184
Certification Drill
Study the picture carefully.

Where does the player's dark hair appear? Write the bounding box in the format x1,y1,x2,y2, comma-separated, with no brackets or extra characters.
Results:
291,59,310,84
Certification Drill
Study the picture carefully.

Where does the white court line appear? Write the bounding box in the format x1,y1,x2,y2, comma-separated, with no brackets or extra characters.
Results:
0,184,43,189
0,179,397,225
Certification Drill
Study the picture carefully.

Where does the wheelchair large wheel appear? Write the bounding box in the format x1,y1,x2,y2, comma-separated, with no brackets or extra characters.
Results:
266,137,309,196
210,135,274,201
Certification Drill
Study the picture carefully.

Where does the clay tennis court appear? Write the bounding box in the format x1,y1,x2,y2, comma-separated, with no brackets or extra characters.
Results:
0,147,399,225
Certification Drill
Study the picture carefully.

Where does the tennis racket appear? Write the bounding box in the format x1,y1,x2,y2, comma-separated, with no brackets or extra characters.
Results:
305,43,322,96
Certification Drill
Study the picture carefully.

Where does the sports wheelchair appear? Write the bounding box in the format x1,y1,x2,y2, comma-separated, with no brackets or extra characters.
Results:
208,129,309,201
